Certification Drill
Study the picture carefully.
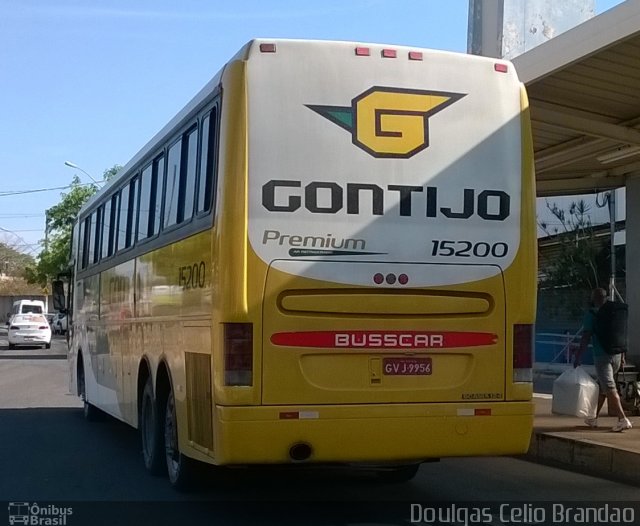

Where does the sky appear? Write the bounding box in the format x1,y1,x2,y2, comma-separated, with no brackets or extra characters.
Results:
0,0,625,257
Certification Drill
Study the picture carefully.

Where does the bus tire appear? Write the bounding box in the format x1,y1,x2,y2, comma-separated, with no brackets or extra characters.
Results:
164,388,199,490
78,361,100,421
376,464,420,483
140,378,166,476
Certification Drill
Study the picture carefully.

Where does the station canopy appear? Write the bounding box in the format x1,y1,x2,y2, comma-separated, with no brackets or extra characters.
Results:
513,0,640,197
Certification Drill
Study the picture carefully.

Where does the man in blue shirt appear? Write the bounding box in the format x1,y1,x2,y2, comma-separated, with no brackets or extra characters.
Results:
574,287,632,432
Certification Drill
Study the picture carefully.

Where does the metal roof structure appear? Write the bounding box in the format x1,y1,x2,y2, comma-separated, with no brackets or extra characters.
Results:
513,0,640,197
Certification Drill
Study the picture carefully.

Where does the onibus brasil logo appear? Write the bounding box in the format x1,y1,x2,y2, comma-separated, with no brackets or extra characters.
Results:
8,502,73,525
307,86,465,159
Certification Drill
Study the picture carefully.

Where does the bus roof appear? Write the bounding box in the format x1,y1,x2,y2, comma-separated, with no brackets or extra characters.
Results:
78,38,514,218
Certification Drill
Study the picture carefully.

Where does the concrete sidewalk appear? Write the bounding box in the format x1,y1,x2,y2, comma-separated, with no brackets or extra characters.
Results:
527,394,640,486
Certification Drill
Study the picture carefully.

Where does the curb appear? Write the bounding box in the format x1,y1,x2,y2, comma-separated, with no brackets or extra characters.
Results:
0,351,67,360
526,431,640,487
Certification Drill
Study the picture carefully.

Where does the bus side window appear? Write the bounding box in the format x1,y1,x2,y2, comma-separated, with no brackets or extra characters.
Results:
182,127,198,223
164,140,182,228
89,209,100,264
79,218,86,269
152,155,165,236
197,106,218,215
81,216,91,269
138,164,153,241
102,194,117,259
117,183,130,252
128,176,140,247
101,199,111,259
113,177,138,252
93,206,103,264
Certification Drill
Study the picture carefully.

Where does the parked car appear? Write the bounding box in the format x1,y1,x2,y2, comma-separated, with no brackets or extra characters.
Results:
7,314,52,349
53,313,68,335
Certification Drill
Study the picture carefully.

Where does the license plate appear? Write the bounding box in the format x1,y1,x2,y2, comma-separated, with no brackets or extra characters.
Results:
383,357,432,376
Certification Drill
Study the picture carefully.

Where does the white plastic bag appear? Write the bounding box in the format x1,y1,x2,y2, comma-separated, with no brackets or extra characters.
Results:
552,366,599,418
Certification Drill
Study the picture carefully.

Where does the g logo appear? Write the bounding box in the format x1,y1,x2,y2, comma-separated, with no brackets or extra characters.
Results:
307,87,465,159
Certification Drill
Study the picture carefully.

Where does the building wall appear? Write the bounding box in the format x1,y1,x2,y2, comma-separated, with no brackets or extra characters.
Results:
468,0,594,59
536,288,589,334
0,295,52,323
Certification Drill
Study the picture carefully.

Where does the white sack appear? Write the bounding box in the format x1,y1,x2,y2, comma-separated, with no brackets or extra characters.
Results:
552,366,599,418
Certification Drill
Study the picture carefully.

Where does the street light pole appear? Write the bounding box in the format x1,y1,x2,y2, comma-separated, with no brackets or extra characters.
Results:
64,161,102,187
608,190,624,302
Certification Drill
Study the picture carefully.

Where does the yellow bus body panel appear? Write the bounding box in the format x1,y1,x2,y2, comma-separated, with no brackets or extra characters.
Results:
214,402,533,464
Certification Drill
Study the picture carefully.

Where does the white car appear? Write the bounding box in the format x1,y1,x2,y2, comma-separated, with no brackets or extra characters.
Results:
7,314,52,349
53,313,68,335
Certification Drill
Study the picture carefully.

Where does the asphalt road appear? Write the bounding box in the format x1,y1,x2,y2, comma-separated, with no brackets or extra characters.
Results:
2,405,639,525
1,334,638,526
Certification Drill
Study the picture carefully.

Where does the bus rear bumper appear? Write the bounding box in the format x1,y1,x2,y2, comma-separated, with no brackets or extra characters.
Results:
211,401,533,465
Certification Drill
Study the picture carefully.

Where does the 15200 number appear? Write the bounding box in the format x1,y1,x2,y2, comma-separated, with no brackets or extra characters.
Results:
178,261,206,289
431,240,508,258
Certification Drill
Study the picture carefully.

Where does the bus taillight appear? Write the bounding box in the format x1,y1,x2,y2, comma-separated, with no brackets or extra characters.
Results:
224,323,253,386
513,324,533,382
259,43,276,53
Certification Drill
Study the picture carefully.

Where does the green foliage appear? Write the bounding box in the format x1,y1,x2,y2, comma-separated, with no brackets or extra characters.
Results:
538,199,608,291
24,165,122,286
0,242,38,295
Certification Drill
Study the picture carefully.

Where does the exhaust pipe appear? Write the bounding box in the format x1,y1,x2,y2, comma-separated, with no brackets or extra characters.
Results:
289,442,312,462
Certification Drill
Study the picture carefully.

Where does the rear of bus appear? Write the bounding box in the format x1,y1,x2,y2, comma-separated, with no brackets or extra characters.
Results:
214,39,535,465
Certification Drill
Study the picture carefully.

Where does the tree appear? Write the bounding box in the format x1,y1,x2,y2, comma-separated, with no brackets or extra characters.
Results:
0,241,34,277
0,242,39,295
538,199,609,291
24,165,121,286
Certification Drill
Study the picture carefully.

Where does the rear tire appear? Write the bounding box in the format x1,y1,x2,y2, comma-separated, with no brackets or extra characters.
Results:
140,378,166,476
78,362,100,421
376,464,420,483
8,343,15,350
45,342,51,349
165,389,200,490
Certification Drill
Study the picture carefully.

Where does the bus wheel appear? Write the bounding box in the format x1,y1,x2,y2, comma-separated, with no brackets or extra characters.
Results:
376,464,420,483
140,378,165,476
78,362,99,421
164,389,198,490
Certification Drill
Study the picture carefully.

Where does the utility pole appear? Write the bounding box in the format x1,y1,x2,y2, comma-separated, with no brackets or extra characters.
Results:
44,209,50,252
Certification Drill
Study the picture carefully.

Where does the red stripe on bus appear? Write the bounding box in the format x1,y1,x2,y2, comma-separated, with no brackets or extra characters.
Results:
270,331,498,349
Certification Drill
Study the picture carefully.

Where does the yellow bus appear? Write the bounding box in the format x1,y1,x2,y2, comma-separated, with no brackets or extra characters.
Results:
58,39,536,489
